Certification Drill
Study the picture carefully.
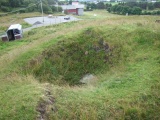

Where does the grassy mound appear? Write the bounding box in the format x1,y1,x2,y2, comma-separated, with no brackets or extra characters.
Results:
0,11,160,120
25,27,127,85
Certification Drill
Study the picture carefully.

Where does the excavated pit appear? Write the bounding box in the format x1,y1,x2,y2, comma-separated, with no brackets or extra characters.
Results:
25,28,124,85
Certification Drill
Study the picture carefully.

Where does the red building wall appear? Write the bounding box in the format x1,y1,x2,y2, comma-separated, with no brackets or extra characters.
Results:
66,9,78,15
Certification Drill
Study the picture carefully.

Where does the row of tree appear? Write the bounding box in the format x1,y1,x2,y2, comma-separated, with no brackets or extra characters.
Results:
119,2,160,10
107,2,160,15
86,2,112,10
0,0,63,14
107,5,142,15
86,1,160,11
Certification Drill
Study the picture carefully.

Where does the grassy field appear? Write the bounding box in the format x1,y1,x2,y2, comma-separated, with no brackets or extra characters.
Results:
0,10,160,120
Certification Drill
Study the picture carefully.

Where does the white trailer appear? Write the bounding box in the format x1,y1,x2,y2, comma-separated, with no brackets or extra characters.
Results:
2,24,23,42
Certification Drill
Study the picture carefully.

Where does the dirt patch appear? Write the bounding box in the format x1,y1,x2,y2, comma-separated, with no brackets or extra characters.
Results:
36,84,57,120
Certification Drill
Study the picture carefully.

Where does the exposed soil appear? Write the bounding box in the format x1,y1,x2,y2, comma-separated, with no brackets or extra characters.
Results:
36,84,57,120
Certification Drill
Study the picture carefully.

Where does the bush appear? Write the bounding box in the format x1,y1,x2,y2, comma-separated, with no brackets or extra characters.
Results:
122,6,130,15
47,11,53,14
84,9,93,11
19,9,26,13
107,7,111,13
157,10,160,15
131,7,142,15
1,6,10,12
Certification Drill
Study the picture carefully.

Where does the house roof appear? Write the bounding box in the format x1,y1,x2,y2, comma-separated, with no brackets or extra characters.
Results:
61,5,84,10
8,24,22,30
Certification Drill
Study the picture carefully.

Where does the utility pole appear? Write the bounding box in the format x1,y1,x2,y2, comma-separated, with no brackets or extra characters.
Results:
40,0,44,23
57,1,58,12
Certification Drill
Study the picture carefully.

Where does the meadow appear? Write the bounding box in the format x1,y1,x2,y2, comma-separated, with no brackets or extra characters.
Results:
0,10,160,120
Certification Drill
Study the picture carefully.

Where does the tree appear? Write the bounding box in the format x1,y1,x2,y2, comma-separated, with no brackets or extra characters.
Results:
131,6,142,15
148,3,154,10
106,3,112,9
27,3,36,12
86,3,91,10
58,6,62,12
111,4,118,13
69,0,72,5
138,2,147,9
116,5,123,14
154,2,160,8
126,2,137,8
121,6,130,15
97,2,105,9
91,3,97,9
39,3,52,14
107,7,111,12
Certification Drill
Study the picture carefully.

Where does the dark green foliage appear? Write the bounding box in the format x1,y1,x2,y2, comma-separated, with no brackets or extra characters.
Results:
91,3,97,9
1,6,10,12
148,3,154,10
19,9,26,13
0,0,60,13
108,4,142,15
69,0,72,5
125,2,138,8
97,2,105,9
38,3,52,14
106,3,112,9
138,2,147,9
51,6,62,12
122,6,131,15
154,2,160,8
108,2,160,15
132,7,142,15
86,2,111,10
27,3,36,12
57,6,62,12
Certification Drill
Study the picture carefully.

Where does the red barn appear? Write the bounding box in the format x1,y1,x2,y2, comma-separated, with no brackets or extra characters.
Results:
61,5,84,16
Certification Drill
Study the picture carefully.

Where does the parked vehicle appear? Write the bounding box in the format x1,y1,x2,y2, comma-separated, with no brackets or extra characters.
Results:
64,16,70,20
1,24,23,42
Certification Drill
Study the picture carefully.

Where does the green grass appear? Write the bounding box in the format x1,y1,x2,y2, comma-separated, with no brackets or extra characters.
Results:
0,10,160,119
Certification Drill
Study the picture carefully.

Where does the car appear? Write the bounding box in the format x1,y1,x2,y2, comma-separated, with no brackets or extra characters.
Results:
64,16,70,20
48,14,53,18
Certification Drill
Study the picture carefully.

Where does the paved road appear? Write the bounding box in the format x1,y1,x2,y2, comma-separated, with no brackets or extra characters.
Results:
1,16,80,38
23,16,80,32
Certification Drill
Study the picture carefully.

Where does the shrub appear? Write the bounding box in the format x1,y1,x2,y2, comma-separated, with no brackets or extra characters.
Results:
131,7,142,15
1,6,10,12
19,9,26,13
47,11,53,14
157,10,160,15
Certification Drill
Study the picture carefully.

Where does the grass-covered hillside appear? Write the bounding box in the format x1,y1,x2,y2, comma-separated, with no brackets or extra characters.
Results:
0,10,160,120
